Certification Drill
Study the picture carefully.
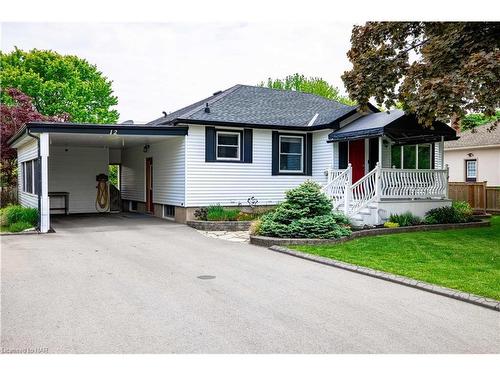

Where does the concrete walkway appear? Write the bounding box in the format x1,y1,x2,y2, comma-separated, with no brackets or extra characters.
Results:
1,213,498,353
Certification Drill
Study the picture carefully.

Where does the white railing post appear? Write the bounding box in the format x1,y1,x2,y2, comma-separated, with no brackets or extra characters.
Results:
375,162,381,200
344,163,352,215
445,164,449,199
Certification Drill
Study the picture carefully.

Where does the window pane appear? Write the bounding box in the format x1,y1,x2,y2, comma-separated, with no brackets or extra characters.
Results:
25,160,33,193
391,146,401,168
467,160,477,178
417,145,431,169
280,137,302,154
33,158,40,195
218,133,239,146
403,145,416,169
217,145,238,159
280,154,302,171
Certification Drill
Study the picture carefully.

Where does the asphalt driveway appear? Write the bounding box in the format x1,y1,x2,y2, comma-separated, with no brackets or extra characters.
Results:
1,213,498,353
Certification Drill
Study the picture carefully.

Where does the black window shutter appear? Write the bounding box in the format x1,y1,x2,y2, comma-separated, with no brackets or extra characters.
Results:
271,131,279,175
205,126,216,162
339,141,348,169
243,129,253,163
305,133,313,176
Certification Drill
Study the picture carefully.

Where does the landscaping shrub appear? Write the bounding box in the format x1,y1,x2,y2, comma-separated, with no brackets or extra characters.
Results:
388,211,421,227
452,201,474,222
249,219,262,235
8,221,34,233
424,201,473,224
256,181,351,239
206,205,240,221
2,205,38,227
193,207,208,221
383,221,400,228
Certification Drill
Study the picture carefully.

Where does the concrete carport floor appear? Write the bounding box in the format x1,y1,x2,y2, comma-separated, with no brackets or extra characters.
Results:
1,213,499,353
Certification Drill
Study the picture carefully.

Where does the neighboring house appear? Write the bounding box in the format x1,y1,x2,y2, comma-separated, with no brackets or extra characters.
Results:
8,84,457,232
444,125,500,185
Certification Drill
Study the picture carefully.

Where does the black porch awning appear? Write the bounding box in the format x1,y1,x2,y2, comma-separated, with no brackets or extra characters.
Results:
327,110,457,144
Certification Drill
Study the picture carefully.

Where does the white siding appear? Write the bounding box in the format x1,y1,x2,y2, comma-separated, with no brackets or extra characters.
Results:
434,142,443,169
17,139,39,208
185,126,333,207
381,137,392,167
332,142,339,169
121,137,185,206
49,146,109,213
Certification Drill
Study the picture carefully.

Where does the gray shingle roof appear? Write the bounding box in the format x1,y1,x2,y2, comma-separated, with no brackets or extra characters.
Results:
147,84,356,127
444,124,500,149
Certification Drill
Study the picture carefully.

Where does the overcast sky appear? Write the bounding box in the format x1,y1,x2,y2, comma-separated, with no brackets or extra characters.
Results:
1,22,356,123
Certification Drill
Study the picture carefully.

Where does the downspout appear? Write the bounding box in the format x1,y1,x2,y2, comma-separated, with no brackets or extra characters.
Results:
26,129,42,232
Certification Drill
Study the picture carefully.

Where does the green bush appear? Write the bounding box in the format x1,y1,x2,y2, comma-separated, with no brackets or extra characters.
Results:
388,211,421,227
8,221,34,233
383,221,400,228
206,205,240,221
424,201,473,224
452,201,474,222
257,181,351,239
2,205,38,226
193,207,208,221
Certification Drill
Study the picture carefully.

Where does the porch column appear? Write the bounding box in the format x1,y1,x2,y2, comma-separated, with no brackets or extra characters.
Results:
440,136,445,169
378,137,383,166
40,133,50,233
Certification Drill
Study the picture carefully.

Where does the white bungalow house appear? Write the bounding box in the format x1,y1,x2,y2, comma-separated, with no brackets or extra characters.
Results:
8,84,457,232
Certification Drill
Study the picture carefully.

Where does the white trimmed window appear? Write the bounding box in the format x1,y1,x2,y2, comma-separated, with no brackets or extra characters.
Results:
216,131,240,160
466,159,477,182
22,159,39,195
279,135,303,173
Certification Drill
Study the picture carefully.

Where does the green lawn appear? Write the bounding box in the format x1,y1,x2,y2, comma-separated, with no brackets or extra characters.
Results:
291,216,500,300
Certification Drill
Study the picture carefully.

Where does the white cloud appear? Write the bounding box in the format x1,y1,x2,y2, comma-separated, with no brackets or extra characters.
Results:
1,22,355,123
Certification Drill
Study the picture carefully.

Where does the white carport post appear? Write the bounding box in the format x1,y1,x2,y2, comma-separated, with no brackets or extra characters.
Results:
40,133,50,232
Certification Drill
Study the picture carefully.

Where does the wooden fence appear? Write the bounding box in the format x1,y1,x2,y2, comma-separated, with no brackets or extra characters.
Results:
448,182,500,213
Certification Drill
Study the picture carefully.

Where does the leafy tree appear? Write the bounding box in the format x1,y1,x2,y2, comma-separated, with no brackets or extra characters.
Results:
342,22,500,128
1,48,119,123
0,88,69,190
259,73,356,106
462,110,500,131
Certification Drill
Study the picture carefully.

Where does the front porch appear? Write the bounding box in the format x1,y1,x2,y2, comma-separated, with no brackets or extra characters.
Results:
324,110,457,225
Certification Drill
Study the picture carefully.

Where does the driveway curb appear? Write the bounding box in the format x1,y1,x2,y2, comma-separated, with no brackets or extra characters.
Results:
268,245,500,312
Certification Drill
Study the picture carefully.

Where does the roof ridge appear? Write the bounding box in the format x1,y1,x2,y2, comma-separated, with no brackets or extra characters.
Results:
183,84,242,119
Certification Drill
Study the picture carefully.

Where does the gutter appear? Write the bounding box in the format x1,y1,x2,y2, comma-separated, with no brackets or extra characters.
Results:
26,129,42,232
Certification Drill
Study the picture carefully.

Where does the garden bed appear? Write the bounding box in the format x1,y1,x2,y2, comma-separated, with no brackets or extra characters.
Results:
250,219,490,247
187,220,252,232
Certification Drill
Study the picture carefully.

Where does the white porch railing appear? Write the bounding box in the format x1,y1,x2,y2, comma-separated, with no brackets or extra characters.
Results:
323,165,351,209
380,168,448,199
323,164,449,216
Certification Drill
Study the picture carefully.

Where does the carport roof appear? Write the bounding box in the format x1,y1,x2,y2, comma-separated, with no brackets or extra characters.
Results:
8,121,188,146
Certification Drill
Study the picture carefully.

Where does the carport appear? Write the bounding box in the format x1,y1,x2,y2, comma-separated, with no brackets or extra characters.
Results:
8,122,188,232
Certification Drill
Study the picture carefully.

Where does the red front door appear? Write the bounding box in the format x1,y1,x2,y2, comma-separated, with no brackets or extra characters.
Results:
349,140,365,183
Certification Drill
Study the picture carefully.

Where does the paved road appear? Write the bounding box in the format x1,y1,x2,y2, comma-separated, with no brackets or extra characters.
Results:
1,214,498,353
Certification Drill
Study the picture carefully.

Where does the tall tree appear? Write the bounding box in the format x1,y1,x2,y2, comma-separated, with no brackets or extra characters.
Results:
1,48,119,123
342,22,500,128
259,73,356,106
0,88,69,190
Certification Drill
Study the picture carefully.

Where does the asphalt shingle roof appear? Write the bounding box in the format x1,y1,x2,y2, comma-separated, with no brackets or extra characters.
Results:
147,84,356,127
444,124,500,149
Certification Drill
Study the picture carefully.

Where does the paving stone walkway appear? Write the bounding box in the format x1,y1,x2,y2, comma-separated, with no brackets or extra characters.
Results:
196,230,250,242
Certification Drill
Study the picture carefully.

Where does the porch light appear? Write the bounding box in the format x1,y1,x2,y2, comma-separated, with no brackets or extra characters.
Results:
143,144,150,153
